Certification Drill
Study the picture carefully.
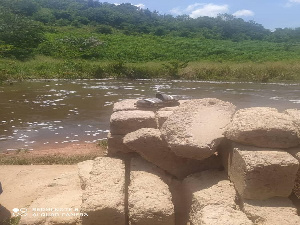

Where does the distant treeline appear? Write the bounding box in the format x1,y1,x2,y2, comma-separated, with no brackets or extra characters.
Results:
0,0,299,59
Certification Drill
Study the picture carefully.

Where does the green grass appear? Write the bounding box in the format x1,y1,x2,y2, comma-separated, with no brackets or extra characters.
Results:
1,27,300,82
1,56,300,82
33,27,300,62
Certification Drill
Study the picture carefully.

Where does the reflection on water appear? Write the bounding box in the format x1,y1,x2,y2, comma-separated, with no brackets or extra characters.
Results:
0,79,299,151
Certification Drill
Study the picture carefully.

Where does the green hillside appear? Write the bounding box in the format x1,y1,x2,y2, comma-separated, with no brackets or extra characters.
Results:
0,0,300,82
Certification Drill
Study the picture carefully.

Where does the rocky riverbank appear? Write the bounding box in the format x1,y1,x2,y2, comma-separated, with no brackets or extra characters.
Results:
1,98,300,225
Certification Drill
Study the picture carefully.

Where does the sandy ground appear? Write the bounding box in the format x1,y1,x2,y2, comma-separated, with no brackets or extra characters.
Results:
0,143,104,222
0,164,82,222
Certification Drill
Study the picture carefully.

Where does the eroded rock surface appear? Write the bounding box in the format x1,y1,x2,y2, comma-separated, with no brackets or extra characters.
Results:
110,110,157,135
129,157,175,225
242,197,300,225
182,170,252,225
198,205,253,225
124,128,221,179
161,98,236,160
285,108,300,130
288,148,300,199
81,157,126,225
156,110,174,128
107,132,133,154
77,160,94,190
229,144,299,200
225,107,300,148
113,99,140,112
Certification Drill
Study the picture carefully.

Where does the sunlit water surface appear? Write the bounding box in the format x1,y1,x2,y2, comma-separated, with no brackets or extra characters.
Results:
0,79,299,151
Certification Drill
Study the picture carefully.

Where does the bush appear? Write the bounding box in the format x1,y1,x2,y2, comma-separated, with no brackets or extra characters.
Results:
162,61,189,79
96,25,113,34
38,34,105,59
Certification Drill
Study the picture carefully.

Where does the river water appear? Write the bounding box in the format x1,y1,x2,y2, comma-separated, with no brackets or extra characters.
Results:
0,79,299,152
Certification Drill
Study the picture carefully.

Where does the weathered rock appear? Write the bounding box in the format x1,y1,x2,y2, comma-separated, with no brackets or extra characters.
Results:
224,107,300,148
228,144,299,200
156,110,174,128
161,98,236,160
285,109,300,130
110,110,157,135
157,100,189,112
197,205,253,225
113,99,152,112
81,157,125,225
77,160,94,190
183,170,237,210
183,170,251,225
124,128,221,179
107,132,133,154
288,148,300,199
129,157,175,225
242,197,300,225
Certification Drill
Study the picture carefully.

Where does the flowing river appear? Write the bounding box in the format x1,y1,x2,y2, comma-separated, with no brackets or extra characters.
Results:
0,79,299,152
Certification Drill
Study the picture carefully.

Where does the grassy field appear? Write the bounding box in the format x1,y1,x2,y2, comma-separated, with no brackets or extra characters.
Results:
37,27,300,63
1,27,300,83
1,56,300,82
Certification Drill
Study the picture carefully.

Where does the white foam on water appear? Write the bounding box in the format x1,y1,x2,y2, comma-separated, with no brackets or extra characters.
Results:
290,100,300,104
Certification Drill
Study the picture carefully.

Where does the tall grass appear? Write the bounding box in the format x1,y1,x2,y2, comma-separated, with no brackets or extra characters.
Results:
182,61,300,82
1,56,299,82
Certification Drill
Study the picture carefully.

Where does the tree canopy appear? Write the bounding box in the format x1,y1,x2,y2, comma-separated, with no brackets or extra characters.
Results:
0,0,299,59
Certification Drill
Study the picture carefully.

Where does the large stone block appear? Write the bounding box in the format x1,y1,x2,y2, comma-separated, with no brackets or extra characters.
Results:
110,110,157,135
77,160,94,190
161,98,236,160
124,128,221,179
107,132,133,155
229,144,299,200
288,148,300,199
183,170,237,210
81,157,126,225
224,107,300,148
156,110,174,128
285,109,300,137
183,170,250,225
242,197,300,225
113,99,138,112
129,157,175,225
197,205,253,225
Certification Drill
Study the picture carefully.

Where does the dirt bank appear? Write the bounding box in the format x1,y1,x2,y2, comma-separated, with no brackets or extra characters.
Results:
0,143,106,165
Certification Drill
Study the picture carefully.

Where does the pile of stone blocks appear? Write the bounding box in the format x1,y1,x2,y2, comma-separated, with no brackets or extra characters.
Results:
79,99,300,225
220,107,300,224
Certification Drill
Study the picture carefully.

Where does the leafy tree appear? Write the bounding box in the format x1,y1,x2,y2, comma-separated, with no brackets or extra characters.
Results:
0,7,44,59
33,8,55,24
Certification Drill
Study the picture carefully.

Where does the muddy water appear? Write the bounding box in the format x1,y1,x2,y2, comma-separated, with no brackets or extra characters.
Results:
0,79,299,151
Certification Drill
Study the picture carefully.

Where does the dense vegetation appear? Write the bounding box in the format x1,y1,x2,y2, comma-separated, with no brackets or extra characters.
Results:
0,0,300,82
